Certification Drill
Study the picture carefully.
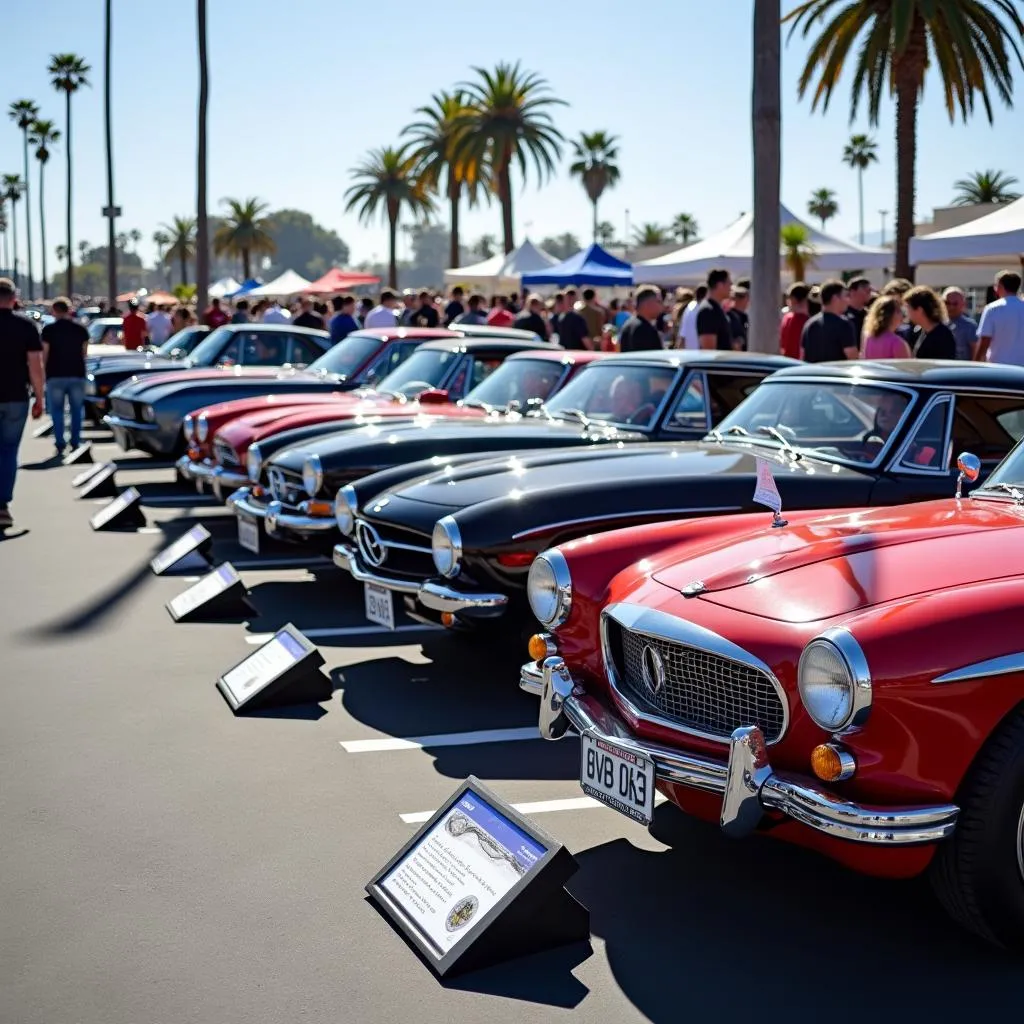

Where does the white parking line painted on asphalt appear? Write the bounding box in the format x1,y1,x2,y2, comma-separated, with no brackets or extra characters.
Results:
399,793,667,824
340,726,541,753
245,623,438,645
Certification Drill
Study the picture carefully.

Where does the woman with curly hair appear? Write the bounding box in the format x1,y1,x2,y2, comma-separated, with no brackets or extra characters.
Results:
860,295,912,359
905,286,956,360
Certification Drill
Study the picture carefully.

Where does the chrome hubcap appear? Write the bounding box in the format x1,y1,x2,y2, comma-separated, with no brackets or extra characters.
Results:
1017,802,1024,884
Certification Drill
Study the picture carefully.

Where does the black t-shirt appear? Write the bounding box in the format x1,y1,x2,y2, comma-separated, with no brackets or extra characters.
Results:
727,308,749,350
556,310,589,350
618,315,663,352
0,309,43,401
443,300,464,326
846,305,867,340
293,311,324,330
513,311,548,339
696,298,732,351
801,311,856,363
409,304,440,329
41,318,88,378
913,322,956,360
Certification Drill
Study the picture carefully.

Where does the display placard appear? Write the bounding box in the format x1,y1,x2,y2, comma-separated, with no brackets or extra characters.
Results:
150,524,214,575
367,777,589,977
77,462,119,498
215,624,329,713
90,487,146,531
32,419,54,439
62,442,93,466
166,562,253,622
72,461,108,489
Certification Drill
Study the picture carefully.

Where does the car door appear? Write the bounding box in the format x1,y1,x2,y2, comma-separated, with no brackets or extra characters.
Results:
236,330,287,367
285,333,325,368
361,341,421,387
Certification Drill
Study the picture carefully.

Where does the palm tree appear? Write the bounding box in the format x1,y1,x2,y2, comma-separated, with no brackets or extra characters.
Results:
77,239,90,263
129,228,142,252
453,62,565,253
214,197,276,279
153,229,171,287
632,223,669,246
473,234,497,259
781,223,816,282
842,134,878,244
195,0,210,314
786,2,1024,280
807,187,839,229
56,244,69,264
569,131,621,243
670,212,700,245
49,54,91,297
596,221,617,246
161,216,196,285
104,0,117,307
115,232,129,252
29,119,60,299
2,175,23,286
8,100,39,297
0,201,8,275
344,146,434,288
404,90,485,270
952,169,1021,206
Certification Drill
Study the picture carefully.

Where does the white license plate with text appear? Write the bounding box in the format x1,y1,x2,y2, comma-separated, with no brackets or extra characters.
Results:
580,732,655,824
238,518,260,554
364,583,394,629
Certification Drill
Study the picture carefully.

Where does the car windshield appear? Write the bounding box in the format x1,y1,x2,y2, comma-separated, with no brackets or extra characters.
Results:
976,438,1024,496
88,319,122,343
309,333,382,377
156,327,205,357
463,357,566,410
711,380,913,467
542,362,678,430
376,349,460,398
184,325,237,366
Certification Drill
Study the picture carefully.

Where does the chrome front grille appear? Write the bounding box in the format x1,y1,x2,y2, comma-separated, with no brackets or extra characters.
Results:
354,517,433,580
265,468,305,508
213,438,240,467
603,606,787,744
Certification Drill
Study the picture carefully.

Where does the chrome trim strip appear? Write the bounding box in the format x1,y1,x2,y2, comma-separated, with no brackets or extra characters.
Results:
266,500,336,536
932,652,1024,685
511,506,743,542
333,543,421,594
600,602,790,746
887,391,953,476
178,456,217,481
417,579,509,617
228,487,269,522
103,414,159,432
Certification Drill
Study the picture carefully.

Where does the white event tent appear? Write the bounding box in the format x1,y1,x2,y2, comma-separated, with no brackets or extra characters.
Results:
910,196,1024,267
443,239,558,291
245,269,312,298
208,276,241,299
635,205,892,285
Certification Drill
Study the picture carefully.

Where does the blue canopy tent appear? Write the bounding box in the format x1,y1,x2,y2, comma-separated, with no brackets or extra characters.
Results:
520,243,633,287
227,278,263,298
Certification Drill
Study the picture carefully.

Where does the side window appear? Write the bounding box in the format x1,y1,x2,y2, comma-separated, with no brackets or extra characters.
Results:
215,336,242,367
898,396,952,471
444,355,471,398
705,374,766,426
362,343,406,385
665,373,709,432
952,395,1024,464
242,332,286,366
462,357,503,398
287,335,323,368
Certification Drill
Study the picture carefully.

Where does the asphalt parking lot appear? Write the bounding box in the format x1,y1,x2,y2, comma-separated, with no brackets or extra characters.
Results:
3,423,1024,1024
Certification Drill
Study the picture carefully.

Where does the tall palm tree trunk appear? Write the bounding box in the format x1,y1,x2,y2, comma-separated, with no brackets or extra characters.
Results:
180,252,188,287
242,249,251,281
749,0,781,354
9,199,18,288
104,0,117,305
195,0,210,313
448,180,460,271
387,214,398,289
65,90,74,297
2,226,8,276
39,164,48,298
21,130,34,299
591,199,598,244
498,160,514,254
894,27,925,282
857,167,865,245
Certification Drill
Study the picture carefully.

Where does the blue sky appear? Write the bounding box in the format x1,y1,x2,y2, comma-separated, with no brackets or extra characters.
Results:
2,0,1021,274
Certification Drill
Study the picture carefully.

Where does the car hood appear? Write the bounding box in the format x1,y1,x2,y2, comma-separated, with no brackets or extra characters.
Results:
654,499,1024,623
92,355,182,377
114,366,323,402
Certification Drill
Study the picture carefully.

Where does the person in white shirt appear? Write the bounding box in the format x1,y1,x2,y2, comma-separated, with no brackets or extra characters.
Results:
146,305,172,346
261,299,291,324
363,290,400,328
976,269,1024,366
678,285,706,350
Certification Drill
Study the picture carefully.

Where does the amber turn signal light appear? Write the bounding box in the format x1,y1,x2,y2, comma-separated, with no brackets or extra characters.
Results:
441,612,456,628
307,501,332,517
811,743,856,783
528,633,556,661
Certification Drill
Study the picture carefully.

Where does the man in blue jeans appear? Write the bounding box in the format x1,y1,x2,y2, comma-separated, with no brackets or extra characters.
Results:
0,277,45,528
41,296,89,455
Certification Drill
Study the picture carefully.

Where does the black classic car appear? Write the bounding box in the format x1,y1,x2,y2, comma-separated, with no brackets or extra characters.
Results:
335,360,1024,633
228,350,795,552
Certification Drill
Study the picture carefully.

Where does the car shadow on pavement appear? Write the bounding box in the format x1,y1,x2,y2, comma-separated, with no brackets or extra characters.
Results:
0,527,30,542
568,802,1024,1023
19,454,65,470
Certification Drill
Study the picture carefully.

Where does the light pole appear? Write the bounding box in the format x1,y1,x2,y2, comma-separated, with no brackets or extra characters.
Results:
879,209,888,247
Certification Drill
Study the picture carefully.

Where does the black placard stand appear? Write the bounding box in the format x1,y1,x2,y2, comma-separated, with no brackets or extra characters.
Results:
77,463,118,498
32,419,54,439
215,624,330,713
166,563,255,622
63,442,93,466
90,487,146,531
367,777,589,978
150,524,214,575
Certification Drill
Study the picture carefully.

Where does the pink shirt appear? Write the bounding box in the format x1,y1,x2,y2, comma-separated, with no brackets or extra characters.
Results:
862,331,907,359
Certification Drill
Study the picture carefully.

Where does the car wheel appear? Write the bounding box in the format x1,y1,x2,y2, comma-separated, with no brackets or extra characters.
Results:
930,707,1024,949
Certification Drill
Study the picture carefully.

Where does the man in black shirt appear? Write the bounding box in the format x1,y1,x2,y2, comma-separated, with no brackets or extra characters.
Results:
556,289,591,350
513,294,549,339
293,298,325,330
0,277,44,527
800,279,859,363
618,285,665,352
697,268,734,351
845,276,871,340
443,286,464,326
41,296,89,455
410,291,440,328
727,286,750,350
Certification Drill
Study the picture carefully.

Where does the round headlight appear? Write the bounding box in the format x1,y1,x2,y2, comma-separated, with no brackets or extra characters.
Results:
302,454,324,497
196,412,209,442
246,444,262,483
183,413,195,441
334,484,358,535
141,405,156,423
431,516,463,578
797,629,872,733
527,550,572,628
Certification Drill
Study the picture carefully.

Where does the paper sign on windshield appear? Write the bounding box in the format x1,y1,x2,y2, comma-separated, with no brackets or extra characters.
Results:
753,457,782,514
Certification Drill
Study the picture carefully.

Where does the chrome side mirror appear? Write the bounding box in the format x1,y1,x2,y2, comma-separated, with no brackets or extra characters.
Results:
955,451,981,499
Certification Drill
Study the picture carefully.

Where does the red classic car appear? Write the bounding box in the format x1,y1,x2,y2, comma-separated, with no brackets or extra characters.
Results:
522,449,1024,947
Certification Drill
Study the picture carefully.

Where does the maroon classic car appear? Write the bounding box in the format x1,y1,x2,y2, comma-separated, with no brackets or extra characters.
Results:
521,448,1024,948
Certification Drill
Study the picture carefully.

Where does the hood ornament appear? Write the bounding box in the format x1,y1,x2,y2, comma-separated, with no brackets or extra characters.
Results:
682,580,706,597
753,456,787,528
955,451,981,500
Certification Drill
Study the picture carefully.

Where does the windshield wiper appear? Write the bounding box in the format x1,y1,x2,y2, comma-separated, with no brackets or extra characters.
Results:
757,425,802,459
464,399,496,413
556,408,592,428
980,481,1024,503
725,424,751,437
707,428,723,442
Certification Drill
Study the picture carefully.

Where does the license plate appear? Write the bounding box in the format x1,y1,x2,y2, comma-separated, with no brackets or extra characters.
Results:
238,517,260,554
580,732,655,824
364,583,394,629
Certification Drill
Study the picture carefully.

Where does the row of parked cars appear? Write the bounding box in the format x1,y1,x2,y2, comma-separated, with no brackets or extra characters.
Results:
93,320,1024,949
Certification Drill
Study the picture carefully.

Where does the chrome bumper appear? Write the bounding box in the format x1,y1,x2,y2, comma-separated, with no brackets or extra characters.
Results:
228,487,335,536
332,542,420,593
522,657,960,847
418,579,509,618
176,455,247,498
103,413,158,433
